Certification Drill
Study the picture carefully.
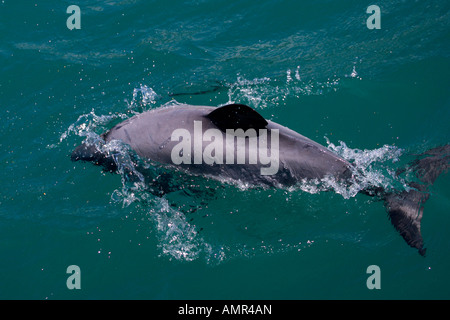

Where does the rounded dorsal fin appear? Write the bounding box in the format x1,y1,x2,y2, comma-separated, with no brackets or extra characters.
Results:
205,104,268,132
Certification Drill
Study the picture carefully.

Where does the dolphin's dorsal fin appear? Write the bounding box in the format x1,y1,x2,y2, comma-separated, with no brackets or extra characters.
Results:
205,104,268,132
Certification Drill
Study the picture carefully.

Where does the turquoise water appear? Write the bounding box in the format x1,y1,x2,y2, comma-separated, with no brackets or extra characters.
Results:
1,0,449,299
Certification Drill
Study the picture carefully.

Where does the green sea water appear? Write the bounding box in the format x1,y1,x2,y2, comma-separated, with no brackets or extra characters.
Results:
1,0,449,299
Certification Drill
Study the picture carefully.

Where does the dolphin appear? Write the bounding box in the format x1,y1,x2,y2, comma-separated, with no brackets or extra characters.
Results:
71,103,449,255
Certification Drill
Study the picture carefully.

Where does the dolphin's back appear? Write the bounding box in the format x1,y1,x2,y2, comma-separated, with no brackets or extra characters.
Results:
104,105,209,164
267,121,353,182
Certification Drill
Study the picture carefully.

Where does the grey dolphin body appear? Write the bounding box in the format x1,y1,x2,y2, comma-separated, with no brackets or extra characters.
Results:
101,104,353,186
71,103,449,255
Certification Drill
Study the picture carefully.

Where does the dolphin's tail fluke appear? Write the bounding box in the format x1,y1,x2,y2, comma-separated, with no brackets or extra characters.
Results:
384,187,428,256
71,141,118,172
383,145,450,256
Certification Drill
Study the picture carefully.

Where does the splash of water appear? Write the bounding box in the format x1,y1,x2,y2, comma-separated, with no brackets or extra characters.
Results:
126,84,159,112
323,138,406,198
149,198,213,262
225,69,340,109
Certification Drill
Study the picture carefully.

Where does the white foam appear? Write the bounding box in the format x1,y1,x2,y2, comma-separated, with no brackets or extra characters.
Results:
323,138,405,198
150,198,212,262
127,84,159,111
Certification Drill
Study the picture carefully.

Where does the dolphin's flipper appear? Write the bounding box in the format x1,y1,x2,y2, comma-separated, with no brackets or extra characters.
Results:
383,145,450,256
205,104,268,132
